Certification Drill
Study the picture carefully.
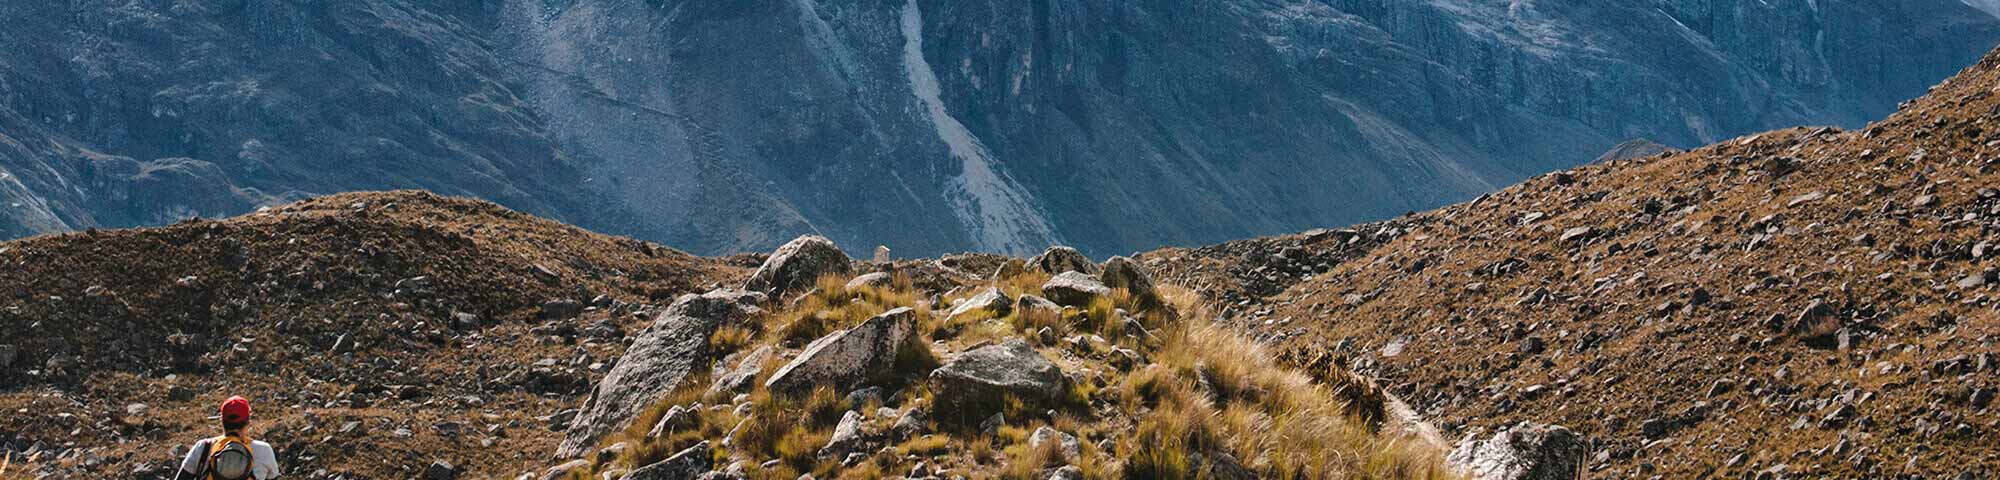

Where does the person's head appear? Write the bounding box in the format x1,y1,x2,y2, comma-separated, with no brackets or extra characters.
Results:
219,396,252,433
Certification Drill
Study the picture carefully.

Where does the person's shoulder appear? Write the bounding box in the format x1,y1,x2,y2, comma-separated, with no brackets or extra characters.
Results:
251,440,274,449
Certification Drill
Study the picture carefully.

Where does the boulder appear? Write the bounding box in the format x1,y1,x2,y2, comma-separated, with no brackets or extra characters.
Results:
543,460,591,480
1099,256,1159,304
765,308,919,393
625,441,713,480
1029,426,1081,460
1041,272,1109,307
1447,423,1588,480
928,339,1067,425
646,405,698,440
540,299,584,320
423,460,459,480
844,272,892,290
744,235,852,298
992,259,1027,280
556,289,766,458
948,288,1013,320
818,411,870,457
707,346,774,399
1028,247,1100,275
892,408,930,440
1016,295,1061,318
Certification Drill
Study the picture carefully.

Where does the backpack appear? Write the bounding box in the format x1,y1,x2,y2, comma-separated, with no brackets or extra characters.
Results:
203,434,255,480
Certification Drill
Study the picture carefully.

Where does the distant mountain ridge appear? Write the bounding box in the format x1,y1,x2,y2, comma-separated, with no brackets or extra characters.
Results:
1,1,1996,257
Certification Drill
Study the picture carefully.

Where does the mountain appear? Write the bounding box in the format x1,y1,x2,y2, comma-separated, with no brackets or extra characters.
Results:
3,1,1997,259
1144,46,2000,477
5,44,2000,478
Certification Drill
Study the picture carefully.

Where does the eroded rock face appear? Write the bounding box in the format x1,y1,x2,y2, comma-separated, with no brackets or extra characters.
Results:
765,308,919,393
1029,247,1100,275
744,235,852,298
928,339,1067,425
1447,423,1588,480
1041,272,1110,307
556,289,765,458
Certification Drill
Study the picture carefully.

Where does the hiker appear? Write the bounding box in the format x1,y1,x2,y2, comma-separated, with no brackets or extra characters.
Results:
173,396,280,480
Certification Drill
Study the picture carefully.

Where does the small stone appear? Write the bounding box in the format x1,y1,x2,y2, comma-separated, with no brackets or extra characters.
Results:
892,408,929,440
820,411,869,458
978,412,1006,434
543,460,590,480
1029,426,1081,460
1046,465,1084,480
423,460,459,480
625,441,713,480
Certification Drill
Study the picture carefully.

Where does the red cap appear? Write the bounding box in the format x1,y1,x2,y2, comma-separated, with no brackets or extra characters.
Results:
220,396,252,426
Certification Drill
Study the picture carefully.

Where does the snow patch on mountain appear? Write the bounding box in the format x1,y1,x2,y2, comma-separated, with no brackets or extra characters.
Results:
899,0,1058,255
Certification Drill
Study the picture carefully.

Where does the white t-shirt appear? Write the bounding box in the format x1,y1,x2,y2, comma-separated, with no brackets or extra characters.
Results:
178,437,280,479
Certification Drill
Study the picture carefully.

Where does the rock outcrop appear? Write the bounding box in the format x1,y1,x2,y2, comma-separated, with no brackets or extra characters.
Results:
743,235,852,298
1447,423,1588,480
557,290,765,458
765,308,919,393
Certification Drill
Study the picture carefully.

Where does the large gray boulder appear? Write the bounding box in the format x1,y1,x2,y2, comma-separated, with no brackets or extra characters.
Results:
556,289,766,458
743,235,852,298
765,308,919,393
624,441,713,480
1041,271,1110,307
1447,423,1588,480
1028,247,1100,276
928,339,1067,425
1099,256,1159,304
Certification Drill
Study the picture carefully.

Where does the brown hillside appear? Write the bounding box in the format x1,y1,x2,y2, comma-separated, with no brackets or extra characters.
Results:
1146,49,2000,477
0,191,744,478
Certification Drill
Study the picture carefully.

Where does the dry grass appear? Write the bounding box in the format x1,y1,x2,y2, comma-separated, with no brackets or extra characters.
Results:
591,259,1449,479
1118,287,1453,479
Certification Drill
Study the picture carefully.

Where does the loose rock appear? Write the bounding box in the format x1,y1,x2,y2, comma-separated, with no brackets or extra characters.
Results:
1028,246,1100,275
929,339,1068,425
744,235,852,298
766,308,920,393
1041,272,1110,307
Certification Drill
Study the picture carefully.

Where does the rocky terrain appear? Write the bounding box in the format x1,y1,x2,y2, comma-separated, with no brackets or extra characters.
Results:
0,191,745,478
4,21,2000,480
0,209,1473,479
4,1,1998,258
1145,46,2000,477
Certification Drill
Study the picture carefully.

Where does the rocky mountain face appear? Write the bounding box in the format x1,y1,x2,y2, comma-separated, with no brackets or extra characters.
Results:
1145,46,2000,477
3,1,1997,259
6,45,2000,478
